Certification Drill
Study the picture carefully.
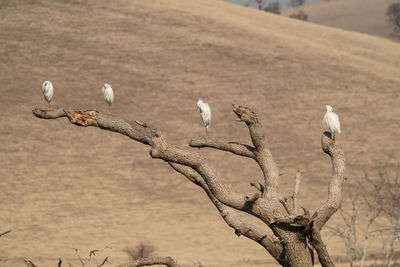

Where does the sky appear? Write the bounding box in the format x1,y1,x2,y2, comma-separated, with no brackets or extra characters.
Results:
220,0,325,10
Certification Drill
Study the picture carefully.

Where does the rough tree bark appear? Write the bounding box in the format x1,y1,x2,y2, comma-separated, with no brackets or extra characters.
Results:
32,104,345,267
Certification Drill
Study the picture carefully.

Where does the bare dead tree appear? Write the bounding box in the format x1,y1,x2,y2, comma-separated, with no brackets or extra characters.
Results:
290,0,305,7
289,10,308,21
264,2,280,14
33,104,346,267
328,194,381,267
255,0,266,10
367,166,400,266
329,165,400,266
387,3,400,35
246,0,280,14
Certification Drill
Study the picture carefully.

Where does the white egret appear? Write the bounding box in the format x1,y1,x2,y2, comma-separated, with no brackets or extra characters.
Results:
197,99,211,136
101,83,114,114
323,105,341,141
41,80,54,110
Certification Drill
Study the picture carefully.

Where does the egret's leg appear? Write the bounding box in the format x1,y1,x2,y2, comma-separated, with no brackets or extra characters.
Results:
204,127,208,137
47,102,52,111
107,104,112,116
330,132,335,144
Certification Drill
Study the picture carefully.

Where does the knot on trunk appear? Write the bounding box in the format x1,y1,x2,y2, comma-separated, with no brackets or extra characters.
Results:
271,215,313,232
244,192,260,202
271,207,314,234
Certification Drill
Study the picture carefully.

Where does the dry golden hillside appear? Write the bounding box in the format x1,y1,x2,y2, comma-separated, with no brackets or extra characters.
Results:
0,0,399,266
282,0,400,41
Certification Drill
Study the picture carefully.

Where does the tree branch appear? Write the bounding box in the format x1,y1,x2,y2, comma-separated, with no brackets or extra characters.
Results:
189,137,256,159
313,132,346,230
293,171,301,215
279,197,295,216
168,163,288,266
307,226,335,267
117,256,180,267
232,104,280,197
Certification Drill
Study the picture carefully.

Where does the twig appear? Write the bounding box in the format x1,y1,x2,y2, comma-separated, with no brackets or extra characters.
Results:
24,259,37,267
0,229,11,237
98,257,109,267
68,247,90,267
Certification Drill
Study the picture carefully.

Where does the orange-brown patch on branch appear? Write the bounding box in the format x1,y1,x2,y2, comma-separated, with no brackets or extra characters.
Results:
68,110,97,126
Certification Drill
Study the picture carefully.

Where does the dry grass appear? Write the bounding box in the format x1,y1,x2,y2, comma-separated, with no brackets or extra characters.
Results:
0,0,399,266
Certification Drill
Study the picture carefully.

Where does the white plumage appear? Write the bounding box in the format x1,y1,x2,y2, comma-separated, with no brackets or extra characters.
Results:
102,83,114,113
323,105,341,140
197,99,211,136
41,80,54,108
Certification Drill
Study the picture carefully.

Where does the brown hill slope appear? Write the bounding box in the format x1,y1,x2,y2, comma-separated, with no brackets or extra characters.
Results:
282,0,400,41
0,0,399,266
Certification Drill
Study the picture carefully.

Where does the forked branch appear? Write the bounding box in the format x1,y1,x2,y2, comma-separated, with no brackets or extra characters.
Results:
232,105,280,197
190,105,283,201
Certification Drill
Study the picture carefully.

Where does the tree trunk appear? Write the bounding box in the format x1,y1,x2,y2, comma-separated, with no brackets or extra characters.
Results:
282,233,313,267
